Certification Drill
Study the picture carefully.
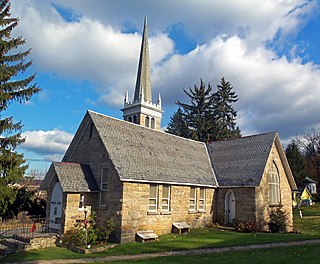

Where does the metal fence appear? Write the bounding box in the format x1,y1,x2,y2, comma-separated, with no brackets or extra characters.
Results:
0,216,59,238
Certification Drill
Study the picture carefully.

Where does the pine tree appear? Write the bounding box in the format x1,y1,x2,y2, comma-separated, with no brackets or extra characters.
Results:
166,107,190,138
213,77,241,140
285,140,306,187
0,0,40,218
177,79,215,142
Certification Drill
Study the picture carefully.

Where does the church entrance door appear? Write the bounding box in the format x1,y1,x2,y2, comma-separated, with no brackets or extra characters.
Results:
225,189,235,224
49,182,63,232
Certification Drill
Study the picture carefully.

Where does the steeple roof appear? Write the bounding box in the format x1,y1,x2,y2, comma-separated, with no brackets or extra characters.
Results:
134,17,152,102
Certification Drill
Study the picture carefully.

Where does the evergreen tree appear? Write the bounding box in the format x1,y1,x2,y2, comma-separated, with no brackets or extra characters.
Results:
0,0,40,218
166,107,190,138
213,77,241,140
285,140,306,187
177,79,215,142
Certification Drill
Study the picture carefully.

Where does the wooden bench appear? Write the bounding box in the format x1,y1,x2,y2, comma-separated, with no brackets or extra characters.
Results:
172,222,190,234
136,230,159,243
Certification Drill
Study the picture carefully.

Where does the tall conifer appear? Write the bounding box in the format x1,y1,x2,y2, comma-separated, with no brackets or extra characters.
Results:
285,140,306,187
0,0,40,217
213,77,241,140
177,79,215,142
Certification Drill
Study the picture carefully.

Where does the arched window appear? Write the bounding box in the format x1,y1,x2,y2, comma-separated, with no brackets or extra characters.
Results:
133,115,137,124
151,118,155,129
89,123,94,140
145,116,150,128
269,162,280,205
128,116,132,123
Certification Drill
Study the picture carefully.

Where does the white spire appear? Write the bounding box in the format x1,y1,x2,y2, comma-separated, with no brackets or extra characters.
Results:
124,91,129,103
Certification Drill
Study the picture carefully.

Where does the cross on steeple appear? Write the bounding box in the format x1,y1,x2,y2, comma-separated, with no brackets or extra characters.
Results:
121,17,162,130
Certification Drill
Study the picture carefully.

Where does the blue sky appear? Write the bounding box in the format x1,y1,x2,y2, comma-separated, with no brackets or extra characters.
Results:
6,0,320,175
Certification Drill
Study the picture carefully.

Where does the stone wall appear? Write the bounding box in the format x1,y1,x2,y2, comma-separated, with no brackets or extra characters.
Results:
255,143,294,231
213,142,294,231
121,182,215,243
213,187,256,224
62,114,123,241
64,193,97,231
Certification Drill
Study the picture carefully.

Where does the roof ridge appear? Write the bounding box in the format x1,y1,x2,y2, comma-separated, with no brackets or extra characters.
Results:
207,131,277,145
87,110,206,146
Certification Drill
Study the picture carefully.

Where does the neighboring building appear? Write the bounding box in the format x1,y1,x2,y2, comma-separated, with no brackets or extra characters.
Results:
40,18,297,243
304,176,318,195
300,187,314,206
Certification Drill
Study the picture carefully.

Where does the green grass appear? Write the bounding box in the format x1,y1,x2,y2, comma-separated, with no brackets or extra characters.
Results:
2,204,320,263
294,203,320,235
94,244,320,264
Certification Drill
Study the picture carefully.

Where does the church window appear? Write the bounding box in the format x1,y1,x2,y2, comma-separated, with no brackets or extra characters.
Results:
79,194,84,209
99,167,108,207
145,116,150,128
89,123,94,140
148,185,158,212
189,187,196,211
269,162,280,205
199,188,205,211
100,167,109,190
161,185,170,211
99,192,108,207
133,115,137,124
151,118,155,129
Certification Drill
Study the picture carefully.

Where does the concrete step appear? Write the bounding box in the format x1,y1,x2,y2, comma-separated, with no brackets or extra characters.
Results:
0,243,17,256
0,238,30,250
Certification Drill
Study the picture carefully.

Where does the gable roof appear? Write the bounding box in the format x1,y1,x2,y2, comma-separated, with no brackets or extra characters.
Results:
207,132,276,187
40,162,99,192
87,110,217,187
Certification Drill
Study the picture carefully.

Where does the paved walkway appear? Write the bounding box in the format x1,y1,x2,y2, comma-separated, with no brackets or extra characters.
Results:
5,239,320,264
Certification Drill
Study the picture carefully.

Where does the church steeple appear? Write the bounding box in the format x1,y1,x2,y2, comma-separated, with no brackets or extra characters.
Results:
121,17,162,130
134,16,152,102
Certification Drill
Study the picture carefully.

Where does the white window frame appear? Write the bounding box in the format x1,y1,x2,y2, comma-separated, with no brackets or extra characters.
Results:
78,193,85,210
100,167,109,190
99,167,108,207
189,187,196,211
199,188,205,211
161,185,171,212
148,185,158,212
269,162,280,205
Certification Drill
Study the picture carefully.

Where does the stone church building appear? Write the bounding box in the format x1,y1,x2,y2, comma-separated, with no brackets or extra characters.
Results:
40,18,297,243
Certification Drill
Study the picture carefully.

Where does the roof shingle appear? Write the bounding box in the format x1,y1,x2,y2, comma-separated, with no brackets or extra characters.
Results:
206,132,276,187
50,162,99,192
88,111,217,187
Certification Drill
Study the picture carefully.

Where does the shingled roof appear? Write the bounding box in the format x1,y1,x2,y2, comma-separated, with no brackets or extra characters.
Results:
41,162,99,192
206,132,276,187
88,111,217,187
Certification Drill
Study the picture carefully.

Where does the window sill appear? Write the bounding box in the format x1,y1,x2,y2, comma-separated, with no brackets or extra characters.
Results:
198,210,206,213
188,210,197,214
160,211,171,215
147,211,160,215
269,204,281,208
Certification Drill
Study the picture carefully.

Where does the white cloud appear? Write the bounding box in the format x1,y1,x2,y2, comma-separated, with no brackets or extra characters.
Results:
21,129,73,156
153,35,320,139
9,0,320,142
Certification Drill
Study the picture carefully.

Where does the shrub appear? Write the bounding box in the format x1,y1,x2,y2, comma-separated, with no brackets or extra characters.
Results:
269,206,288,233
235,220,260,233
96,219,116,243
61,228,85,247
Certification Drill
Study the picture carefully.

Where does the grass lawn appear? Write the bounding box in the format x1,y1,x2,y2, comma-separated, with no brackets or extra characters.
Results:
1,203,320,263
97,244,319,264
